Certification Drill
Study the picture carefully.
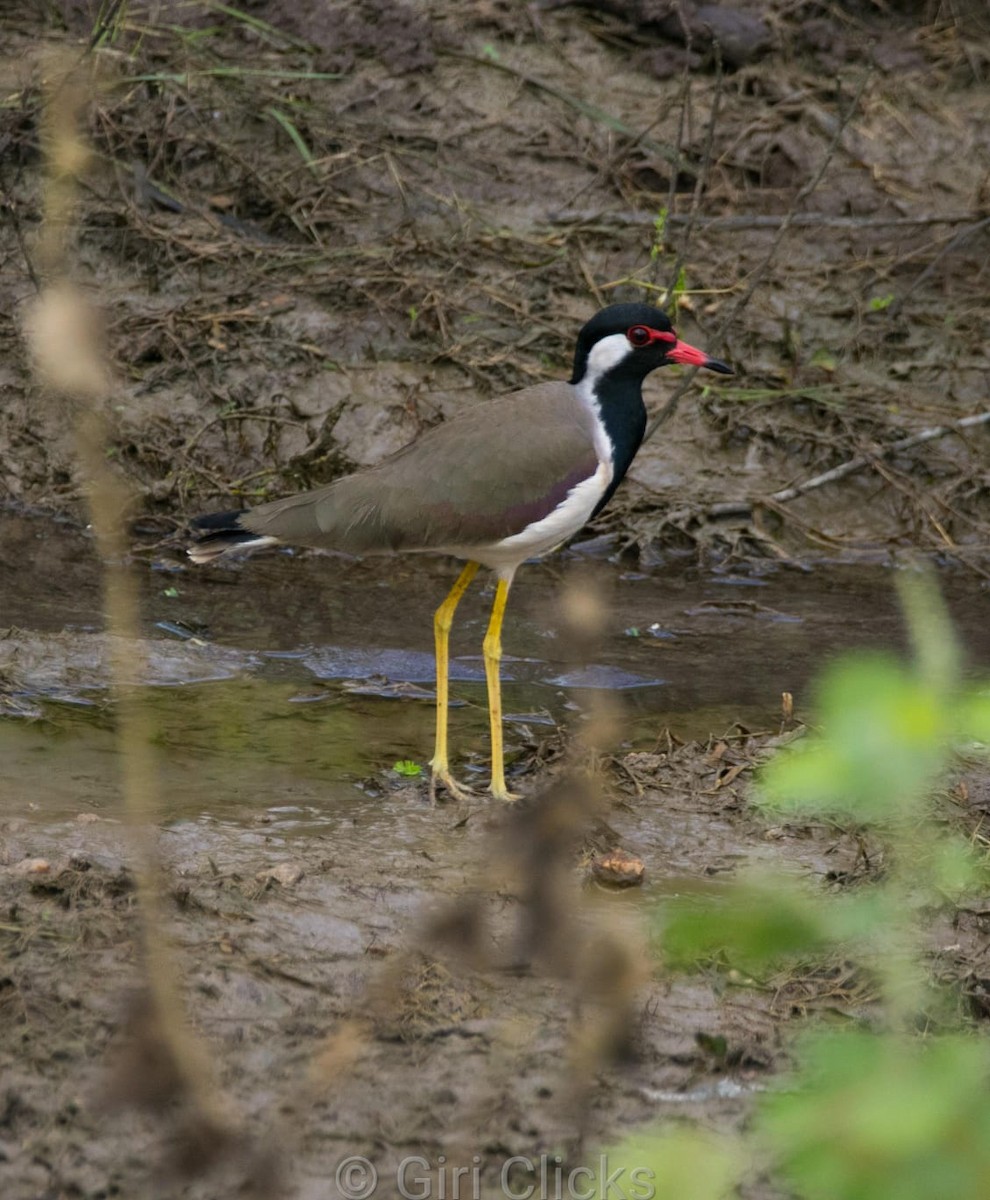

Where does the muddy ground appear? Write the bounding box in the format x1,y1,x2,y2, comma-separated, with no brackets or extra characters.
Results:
2,1,990,1197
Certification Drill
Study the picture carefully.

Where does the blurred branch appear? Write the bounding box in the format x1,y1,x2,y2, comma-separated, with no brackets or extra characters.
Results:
25,47,237,1160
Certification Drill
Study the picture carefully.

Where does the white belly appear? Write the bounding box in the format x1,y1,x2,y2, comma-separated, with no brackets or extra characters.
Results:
441,459,612,579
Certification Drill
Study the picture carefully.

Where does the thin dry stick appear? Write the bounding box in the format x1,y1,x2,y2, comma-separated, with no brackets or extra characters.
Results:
644,69,873,443
28,50,233,1144
0,179,42,291
557,100,677,213
887,214,990,319
648,2,693,295
705,411,990,518
551,210,979,231
446,50,681,166
662,40,723,308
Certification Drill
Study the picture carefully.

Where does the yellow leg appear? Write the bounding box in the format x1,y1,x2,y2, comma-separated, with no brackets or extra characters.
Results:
482,577,520,801
429,561,479,801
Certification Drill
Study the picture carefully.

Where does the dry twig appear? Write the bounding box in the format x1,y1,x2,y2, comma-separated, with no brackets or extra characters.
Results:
706,411,990,519
644,69,874,443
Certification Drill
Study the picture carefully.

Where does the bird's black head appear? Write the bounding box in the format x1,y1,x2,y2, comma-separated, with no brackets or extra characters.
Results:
570,302,733,387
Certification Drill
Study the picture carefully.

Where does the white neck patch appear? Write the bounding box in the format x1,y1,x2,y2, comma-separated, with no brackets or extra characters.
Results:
571,330,633,463
573,330,632,418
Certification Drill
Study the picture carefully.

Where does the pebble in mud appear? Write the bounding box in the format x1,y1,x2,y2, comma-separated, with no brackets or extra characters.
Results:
590,849,646,887
10,857,53,876
256,862,306,887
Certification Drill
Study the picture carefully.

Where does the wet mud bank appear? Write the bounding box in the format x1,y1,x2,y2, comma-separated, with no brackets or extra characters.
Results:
3,513,990,1197
2,0,990,1193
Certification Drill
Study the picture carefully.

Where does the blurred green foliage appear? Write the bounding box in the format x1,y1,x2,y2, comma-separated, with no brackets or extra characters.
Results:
760,653,990,822
599,1128,744,1200
659,874,891,974
760,1031,990,1200
604,571,990,1200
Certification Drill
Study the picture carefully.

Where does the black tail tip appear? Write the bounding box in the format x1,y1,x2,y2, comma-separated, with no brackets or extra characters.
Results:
189,508,249,534
187,508,276,565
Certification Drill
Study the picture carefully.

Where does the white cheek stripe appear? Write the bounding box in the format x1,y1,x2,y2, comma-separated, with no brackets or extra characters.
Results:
582,331,632,380
573,332,625,462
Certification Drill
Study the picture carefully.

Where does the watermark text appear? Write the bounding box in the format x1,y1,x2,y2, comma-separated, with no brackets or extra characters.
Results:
333,1153,657,1200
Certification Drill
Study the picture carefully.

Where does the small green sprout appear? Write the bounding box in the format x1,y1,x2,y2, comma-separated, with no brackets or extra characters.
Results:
868,294,895,312
650,207,669,261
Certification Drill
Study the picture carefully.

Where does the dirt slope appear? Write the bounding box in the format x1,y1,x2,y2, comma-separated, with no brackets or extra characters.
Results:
1,0,988,563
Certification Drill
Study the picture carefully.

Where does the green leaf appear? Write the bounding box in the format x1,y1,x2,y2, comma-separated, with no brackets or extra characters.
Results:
896,569,960,696
925,834,987,896
759,1031,990,1200
956,689,990,743
758,655,948,821
264,106,318,173
658,876,834,971
655,870,901,973
600,1128,744,1200
392,760,423,778
695,1031,729,1059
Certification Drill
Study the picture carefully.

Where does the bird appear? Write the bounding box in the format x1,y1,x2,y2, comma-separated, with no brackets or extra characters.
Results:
188,302,733,801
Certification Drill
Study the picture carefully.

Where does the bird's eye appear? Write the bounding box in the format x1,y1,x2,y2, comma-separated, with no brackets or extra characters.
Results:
627,325,652,346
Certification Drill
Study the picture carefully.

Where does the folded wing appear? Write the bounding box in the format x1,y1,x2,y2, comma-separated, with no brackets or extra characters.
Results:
240,383,602,555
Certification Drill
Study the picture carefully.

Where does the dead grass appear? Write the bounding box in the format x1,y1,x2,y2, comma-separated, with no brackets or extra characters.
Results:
1,1,987,566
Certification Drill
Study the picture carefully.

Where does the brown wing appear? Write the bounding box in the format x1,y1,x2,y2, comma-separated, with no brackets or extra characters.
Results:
240,382,601,554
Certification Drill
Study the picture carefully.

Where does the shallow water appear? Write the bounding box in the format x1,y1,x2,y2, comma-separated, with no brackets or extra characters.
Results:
4,531,990,1200
3,514,988,830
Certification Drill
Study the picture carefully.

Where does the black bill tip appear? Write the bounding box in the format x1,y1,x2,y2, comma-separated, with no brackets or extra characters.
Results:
704,357,734,375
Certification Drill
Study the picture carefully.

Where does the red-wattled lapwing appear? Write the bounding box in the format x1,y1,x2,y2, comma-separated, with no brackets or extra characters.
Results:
188,303,732,800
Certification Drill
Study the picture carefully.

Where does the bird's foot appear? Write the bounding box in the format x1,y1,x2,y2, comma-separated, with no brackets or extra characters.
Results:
488,781,522,803
429,767,476,804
